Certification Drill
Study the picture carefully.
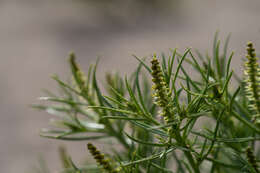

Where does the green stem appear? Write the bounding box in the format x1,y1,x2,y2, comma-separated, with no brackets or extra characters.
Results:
106,123,130,149
175,131,200,173
231,111,260,134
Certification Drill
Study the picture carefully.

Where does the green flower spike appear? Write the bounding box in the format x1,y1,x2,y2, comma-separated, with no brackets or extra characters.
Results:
246,147,259,173
150,55,179,126
87,143,120,173
244,42,260,124
69,53,87,91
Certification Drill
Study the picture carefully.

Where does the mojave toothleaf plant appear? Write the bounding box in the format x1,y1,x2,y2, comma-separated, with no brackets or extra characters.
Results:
34,32,260,173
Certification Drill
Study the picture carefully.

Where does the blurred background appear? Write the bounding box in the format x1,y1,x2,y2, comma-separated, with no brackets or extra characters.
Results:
0,0,260,172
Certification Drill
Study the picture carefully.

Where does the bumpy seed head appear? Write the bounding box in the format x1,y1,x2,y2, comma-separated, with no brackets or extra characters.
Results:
246,147,259,172
247,42,256,58
150,55,179,125
244,42,260,124
69,53,87,91
87,143,119,173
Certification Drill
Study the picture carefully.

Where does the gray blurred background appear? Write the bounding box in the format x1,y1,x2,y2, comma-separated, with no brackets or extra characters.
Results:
1,0,260,172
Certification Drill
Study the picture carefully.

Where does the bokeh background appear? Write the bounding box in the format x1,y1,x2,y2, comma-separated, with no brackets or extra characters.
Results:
1,0,260,172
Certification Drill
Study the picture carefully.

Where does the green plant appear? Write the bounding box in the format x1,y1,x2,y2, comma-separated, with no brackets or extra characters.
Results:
34,32,260,173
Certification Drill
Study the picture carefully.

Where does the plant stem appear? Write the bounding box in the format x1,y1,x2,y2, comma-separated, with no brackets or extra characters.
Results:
231,111,260,134
175,131,200,173
106,123,130,149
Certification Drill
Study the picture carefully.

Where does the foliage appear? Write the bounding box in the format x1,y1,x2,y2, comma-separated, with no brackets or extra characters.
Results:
34,32,260,173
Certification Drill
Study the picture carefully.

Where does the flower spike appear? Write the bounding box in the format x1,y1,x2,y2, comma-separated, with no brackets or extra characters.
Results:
246,147,259,173
151,55,179,126
244,42,260,124
87,143,120,173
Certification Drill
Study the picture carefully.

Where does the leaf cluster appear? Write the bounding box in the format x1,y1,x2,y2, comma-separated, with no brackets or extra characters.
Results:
33,32,260,173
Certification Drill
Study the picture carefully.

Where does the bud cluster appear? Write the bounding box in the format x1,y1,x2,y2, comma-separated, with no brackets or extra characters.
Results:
87,143,120,173
244,42,260,124
246,147,259,172
151,55,179,125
